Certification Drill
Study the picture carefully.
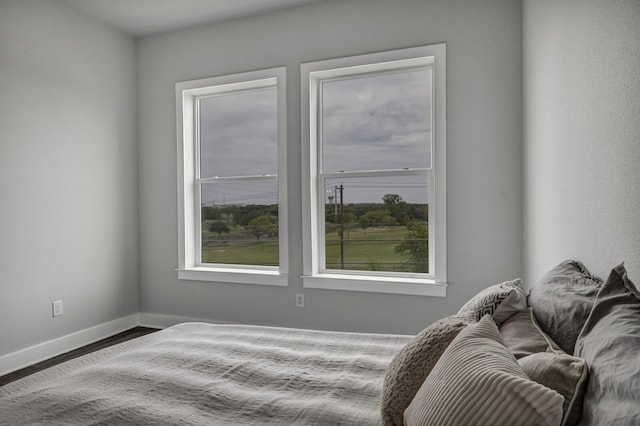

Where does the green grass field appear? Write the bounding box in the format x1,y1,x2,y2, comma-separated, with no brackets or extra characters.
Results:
325,227,408,270
202,226,415,271
202,240,279,265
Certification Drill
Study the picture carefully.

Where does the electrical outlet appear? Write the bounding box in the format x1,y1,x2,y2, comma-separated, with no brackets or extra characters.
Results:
52,300,64,317
295,293,304,308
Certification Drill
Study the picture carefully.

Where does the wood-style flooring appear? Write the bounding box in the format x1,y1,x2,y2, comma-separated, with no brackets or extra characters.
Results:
0,326,159,387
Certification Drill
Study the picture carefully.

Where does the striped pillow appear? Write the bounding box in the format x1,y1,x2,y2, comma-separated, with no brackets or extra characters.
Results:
404,315,564,426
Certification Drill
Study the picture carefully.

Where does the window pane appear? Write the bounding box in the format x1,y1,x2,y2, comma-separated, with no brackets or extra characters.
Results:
323,175,428,273
322,69,431,173
201,181,278,266
199,87,277,178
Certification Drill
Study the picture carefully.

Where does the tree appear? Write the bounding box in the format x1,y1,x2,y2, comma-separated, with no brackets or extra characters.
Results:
405,203,428,222
209,221,230,236
395,221,428,273
383,193,403,207
202,206,222,220
383,193,409,225
236,207,264,226
358,210,398,228
247,215,277,240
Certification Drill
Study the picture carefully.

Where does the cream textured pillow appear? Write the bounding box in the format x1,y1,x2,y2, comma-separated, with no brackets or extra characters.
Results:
457,278,527,325
404,315,564,426
380,314,471,426
519,352,588,426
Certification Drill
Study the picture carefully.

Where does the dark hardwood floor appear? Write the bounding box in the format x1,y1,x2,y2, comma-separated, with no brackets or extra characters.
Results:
0,326,159,387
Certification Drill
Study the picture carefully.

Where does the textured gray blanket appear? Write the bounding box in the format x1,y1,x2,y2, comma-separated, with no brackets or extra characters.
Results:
0,322,410,425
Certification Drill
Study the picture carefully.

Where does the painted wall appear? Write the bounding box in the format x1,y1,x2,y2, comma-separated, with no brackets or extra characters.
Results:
0,0,139,356
523,0,640,285
137,0,523,334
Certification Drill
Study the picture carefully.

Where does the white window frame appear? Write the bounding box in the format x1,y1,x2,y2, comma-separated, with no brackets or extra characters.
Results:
176,67,288,286
301,45,447,296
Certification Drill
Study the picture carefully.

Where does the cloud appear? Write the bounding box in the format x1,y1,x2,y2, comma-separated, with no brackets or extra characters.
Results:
322,69,432,172
199,88,277,178
196,68,432,205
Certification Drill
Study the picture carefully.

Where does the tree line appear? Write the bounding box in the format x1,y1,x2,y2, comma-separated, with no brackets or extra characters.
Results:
201,194,428,272
325,193,427,229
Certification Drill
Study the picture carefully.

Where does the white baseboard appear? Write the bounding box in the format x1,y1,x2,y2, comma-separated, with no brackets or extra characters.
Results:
0,314,139,377
138,312,232,329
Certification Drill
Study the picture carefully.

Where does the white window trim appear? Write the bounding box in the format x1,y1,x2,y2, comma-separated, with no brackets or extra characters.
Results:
301,45,447,296
176,67,288,286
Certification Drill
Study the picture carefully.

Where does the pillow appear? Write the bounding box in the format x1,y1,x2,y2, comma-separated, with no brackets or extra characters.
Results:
380,314,471,426
527,260,602,354
404,315,564,426
499,308,561,359
519,352,588,426
500,308,588,425
457,278,527,325
574,263,640,426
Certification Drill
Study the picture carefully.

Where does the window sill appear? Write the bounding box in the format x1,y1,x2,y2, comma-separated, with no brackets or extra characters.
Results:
177,267,288,286
302,273,447,297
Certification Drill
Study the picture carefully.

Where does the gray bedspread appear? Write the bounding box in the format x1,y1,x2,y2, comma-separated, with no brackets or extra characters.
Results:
0,322,410,425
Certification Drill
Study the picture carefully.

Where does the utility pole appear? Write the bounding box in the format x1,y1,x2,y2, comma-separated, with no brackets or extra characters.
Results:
337,184,344,270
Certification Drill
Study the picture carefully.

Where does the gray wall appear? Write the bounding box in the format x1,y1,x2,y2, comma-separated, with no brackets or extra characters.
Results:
523,0,640,285
4,0,638,353
0,0,139,356
138,0,523,334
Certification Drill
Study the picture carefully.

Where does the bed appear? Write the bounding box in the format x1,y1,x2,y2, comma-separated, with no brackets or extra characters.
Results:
0,322,411,425
7,260,636,425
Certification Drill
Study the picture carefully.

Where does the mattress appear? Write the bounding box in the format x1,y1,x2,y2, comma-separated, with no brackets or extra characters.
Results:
0,322,411,425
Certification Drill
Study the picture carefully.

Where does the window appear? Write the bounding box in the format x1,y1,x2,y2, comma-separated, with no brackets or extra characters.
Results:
301,45,446,296
176,67,287,285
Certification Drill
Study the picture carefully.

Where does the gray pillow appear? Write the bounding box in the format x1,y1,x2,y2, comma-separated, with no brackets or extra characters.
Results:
527,260,602,354
501,308,588,425
519,352,588,426
457,278,527,325
574,263,640,426
380,314,471,426
499,307,561,359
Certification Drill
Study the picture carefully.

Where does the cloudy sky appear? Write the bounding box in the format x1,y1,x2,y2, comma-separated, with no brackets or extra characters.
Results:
322,69,431,173
199,87,278,206
200,87,278,179
199,68,431,206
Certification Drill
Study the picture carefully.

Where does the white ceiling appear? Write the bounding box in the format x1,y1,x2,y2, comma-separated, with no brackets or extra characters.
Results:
59,0,326,37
